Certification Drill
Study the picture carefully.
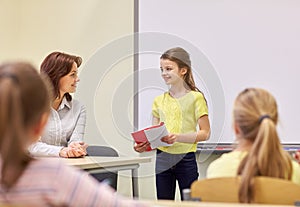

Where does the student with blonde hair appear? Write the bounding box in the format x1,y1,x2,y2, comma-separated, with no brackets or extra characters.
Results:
0,62,147,207
207,88,300,203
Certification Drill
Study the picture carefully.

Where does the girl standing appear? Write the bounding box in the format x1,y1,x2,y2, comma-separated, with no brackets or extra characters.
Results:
135,47,210,200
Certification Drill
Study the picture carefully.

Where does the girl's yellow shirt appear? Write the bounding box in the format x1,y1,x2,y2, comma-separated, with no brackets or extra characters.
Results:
152,91,208,154
207,151,300,186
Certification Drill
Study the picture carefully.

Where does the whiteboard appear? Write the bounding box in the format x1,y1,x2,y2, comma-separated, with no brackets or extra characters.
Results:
136,0,300,143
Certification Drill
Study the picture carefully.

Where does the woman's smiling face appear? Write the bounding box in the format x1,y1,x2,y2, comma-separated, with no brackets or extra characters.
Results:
59,62,79,95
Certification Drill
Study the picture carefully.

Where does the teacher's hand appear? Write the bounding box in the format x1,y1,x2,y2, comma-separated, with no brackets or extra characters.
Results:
59,145,86,158
69,141,88,154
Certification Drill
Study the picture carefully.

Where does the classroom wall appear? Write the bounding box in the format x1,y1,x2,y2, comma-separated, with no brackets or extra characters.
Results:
0,0,150,198
0,0,19,62
0,0,134,65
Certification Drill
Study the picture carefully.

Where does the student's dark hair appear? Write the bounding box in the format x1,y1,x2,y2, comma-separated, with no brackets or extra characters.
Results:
40,51,82,101
161,47,207,103
0,62,52,189
235,88,292,203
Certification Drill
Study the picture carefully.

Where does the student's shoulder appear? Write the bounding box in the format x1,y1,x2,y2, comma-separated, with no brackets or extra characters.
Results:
190,90,205,99
292,159,300,173
207,151,246,178
209,151,246,168
153,92,169,101
28,158,70,176
31,157,66,168
291,160,300,185
31,158,85,178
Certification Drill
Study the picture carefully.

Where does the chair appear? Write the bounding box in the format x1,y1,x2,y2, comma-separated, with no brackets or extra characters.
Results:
86,145,119,190
190,176,300,205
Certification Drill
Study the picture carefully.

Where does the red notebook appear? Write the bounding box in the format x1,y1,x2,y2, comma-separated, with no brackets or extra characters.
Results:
131,122,171,151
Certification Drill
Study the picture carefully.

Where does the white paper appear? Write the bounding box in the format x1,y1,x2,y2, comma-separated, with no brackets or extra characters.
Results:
144,124,172,149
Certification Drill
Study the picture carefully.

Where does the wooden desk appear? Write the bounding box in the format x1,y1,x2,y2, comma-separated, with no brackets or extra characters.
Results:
63,156,151,198
142,200,294,207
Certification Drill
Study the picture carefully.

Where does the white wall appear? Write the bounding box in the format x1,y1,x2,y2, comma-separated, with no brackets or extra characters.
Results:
138,0,300,144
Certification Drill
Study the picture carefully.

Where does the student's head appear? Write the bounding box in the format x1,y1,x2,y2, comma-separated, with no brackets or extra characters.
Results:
160,47,199,91
0,62,51,188
233,88,278,141
234,88,292,203
40,51,82,101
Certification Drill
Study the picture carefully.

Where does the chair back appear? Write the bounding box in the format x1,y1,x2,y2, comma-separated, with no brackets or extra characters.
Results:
191,177,239,203
86,145,119,190
253,176,300,205
87,145,118,157
191,176,300,205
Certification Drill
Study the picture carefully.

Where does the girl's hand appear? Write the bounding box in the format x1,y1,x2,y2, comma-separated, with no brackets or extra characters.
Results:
294,150,300,164
134,142,150,153
161,134,177,144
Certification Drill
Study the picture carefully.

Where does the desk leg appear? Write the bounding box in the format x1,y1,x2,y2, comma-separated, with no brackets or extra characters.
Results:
132,167,139,198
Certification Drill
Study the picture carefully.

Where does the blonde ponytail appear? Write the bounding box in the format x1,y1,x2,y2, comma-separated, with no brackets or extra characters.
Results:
234,88,292,203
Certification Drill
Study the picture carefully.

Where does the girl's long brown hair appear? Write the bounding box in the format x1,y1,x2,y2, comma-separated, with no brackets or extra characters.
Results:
160,47,207,103
234,88,292,203
0,62,51,189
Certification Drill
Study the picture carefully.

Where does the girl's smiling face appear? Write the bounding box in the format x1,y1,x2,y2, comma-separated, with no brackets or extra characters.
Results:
160,58,186,85
59,62,79,96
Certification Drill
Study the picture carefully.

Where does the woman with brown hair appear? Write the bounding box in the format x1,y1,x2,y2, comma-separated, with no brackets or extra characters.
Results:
0,62,147,207
207,88,300,203
29,51,87,158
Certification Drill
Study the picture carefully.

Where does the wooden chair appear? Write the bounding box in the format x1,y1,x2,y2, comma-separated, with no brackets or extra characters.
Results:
190,176,300,205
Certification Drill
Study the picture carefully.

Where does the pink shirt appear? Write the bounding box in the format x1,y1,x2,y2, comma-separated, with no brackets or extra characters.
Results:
0,158,146,207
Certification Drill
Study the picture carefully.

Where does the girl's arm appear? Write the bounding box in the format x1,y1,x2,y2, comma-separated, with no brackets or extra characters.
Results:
162,115,210,144
152,116,160,125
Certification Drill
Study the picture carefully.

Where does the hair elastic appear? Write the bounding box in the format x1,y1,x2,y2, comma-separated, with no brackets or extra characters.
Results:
259,114,271,123
0,73,19,84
